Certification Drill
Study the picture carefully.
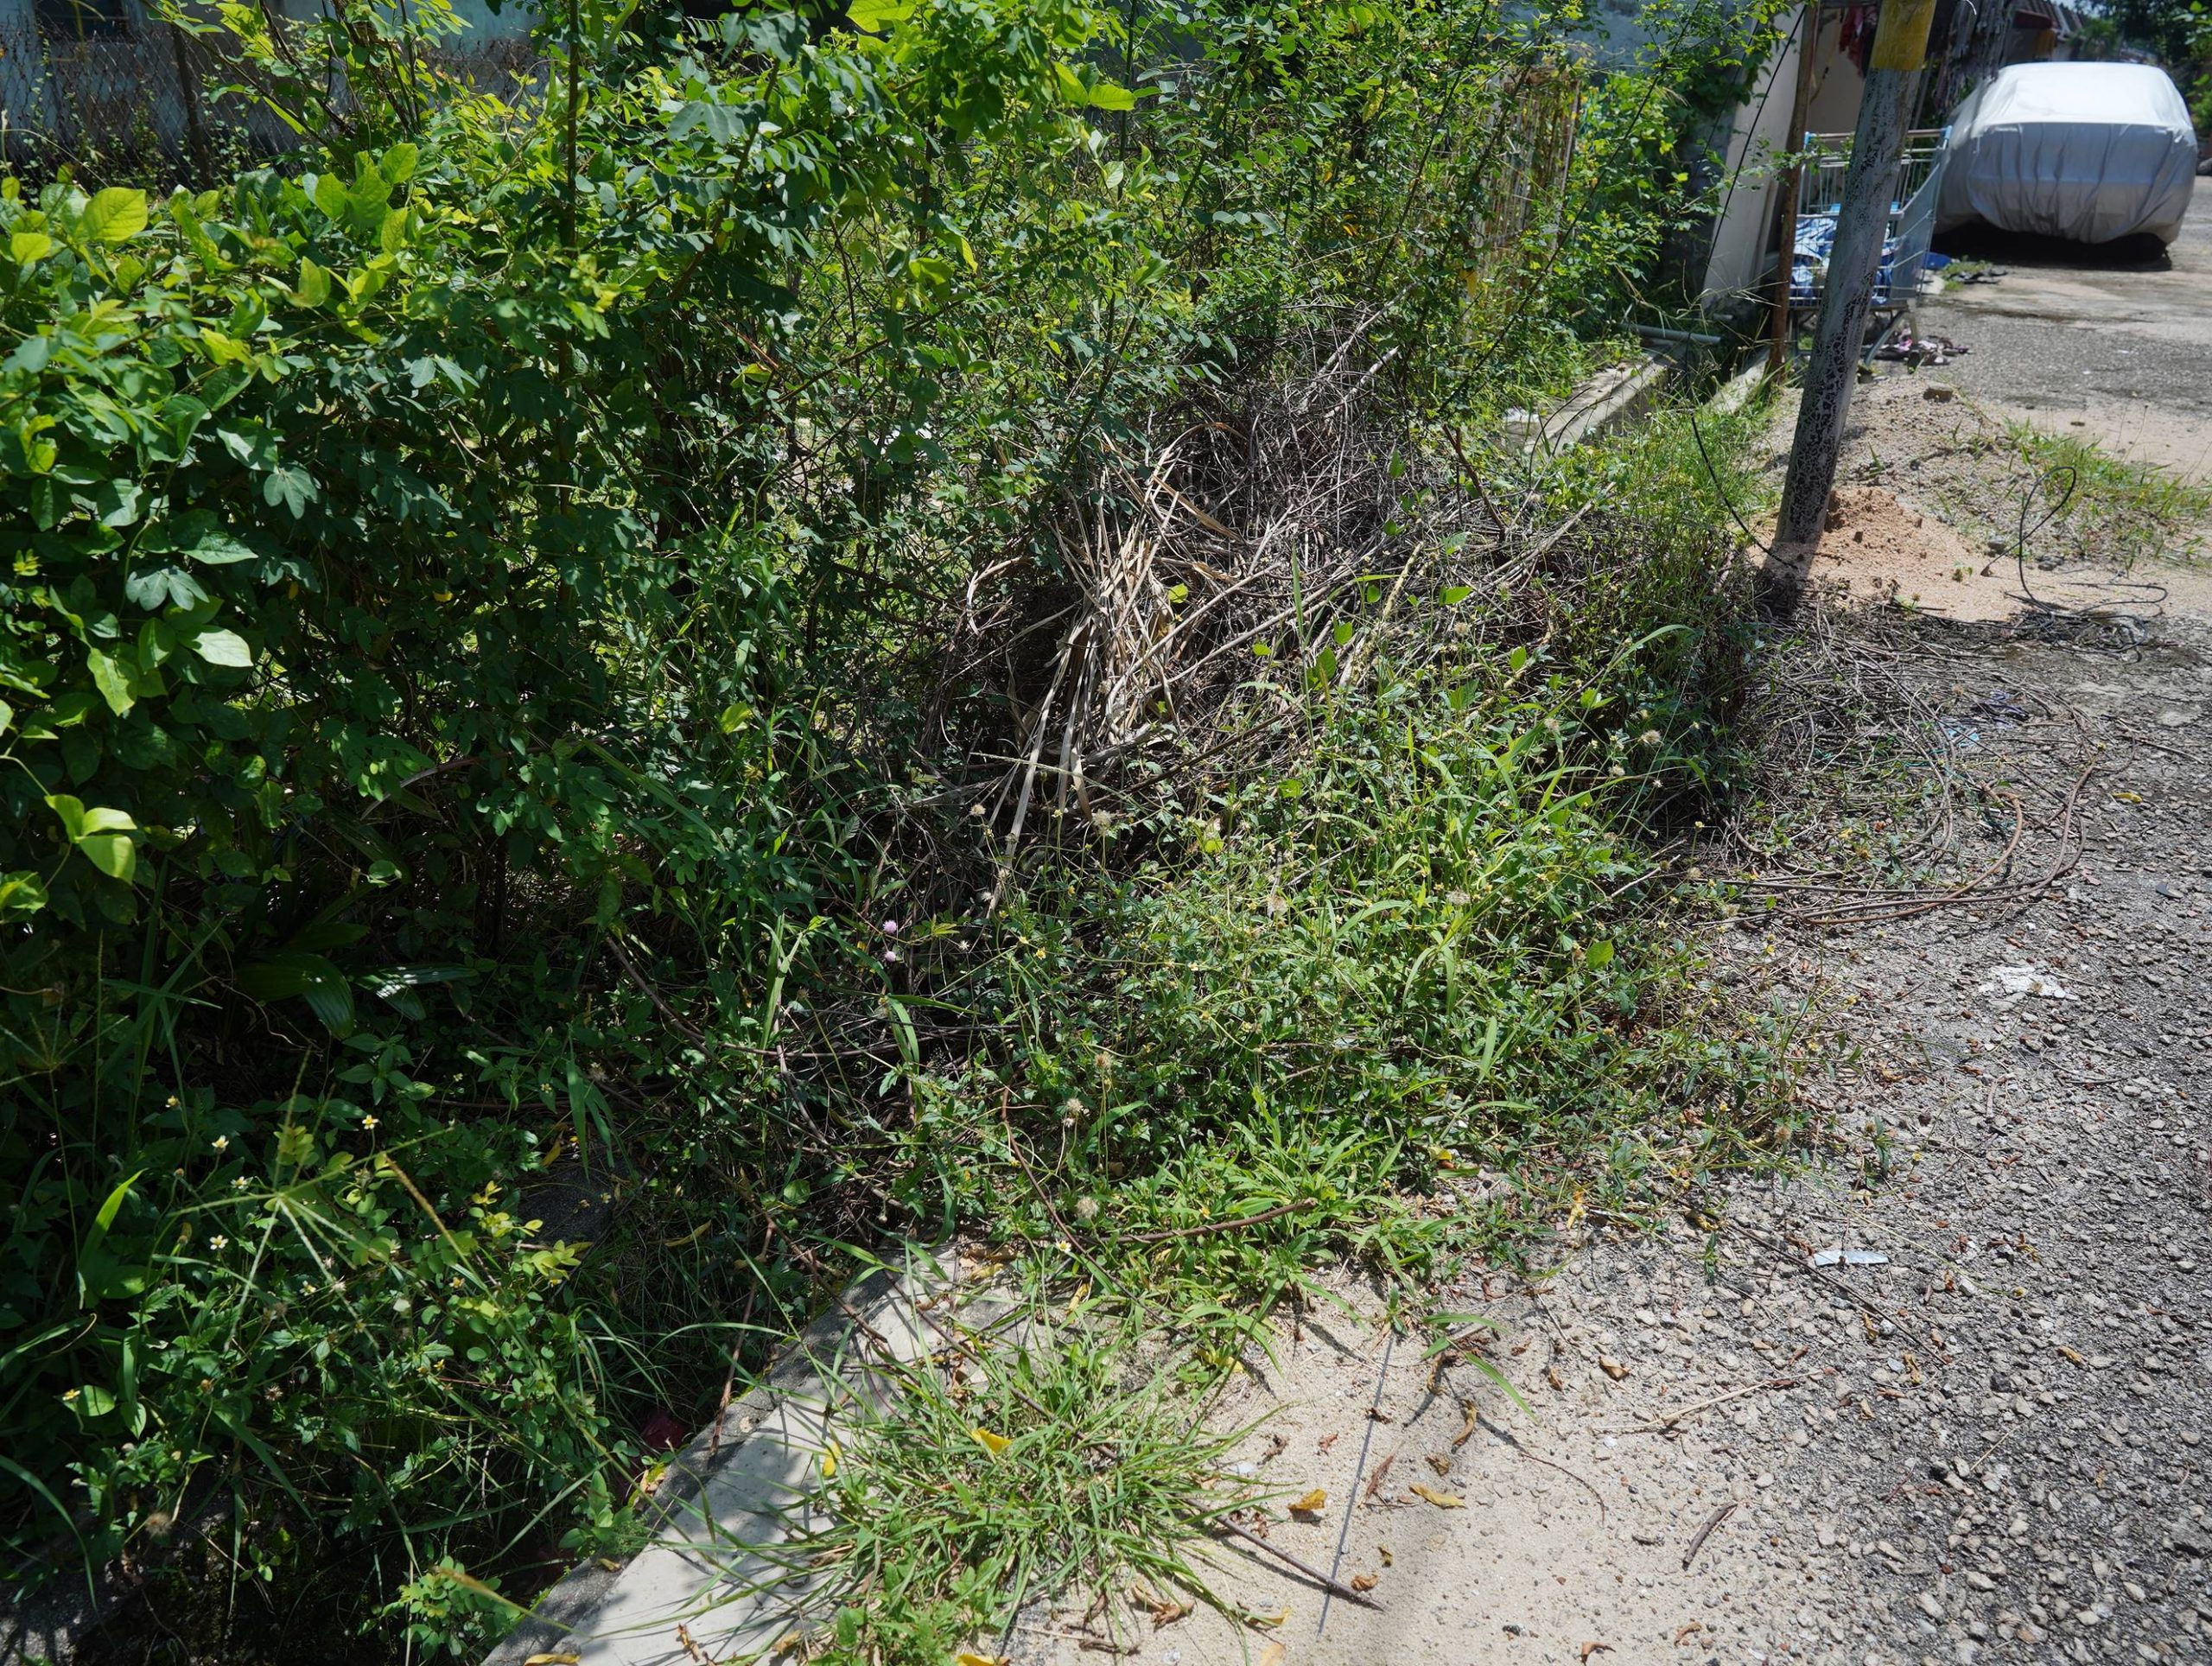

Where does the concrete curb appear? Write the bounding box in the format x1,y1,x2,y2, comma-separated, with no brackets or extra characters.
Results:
1707,358,1774,416
1510,354,1674,456
483,1242,976,1666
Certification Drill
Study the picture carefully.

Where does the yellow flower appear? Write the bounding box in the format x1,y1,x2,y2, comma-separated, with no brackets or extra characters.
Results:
970,1427,1010,1457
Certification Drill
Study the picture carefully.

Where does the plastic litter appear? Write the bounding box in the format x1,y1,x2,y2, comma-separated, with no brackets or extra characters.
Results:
1809,1249,1891,1268
1980,964,2076,1002
1870,323,1969,366
1936,63,2198,245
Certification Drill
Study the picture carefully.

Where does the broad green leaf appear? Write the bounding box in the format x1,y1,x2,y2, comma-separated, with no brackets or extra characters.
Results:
295,258,332,308
46,795,137,883
191,628,253,668
0,870,48,918
1440,585,1473,605
86,649,134,716
380,140,420,183
10,231,53,264
1084,79,1139,111
79,188,147,245
43,793,89,841
263,464,316,518
1586,939,1617,970
237,951,355,1034
845,0,912,29
124,564,209,612
182,523,258,565
80,830,137,882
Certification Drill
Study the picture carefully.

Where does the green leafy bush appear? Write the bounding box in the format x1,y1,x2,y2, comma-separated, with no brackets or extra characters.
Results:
0,0,1782,1650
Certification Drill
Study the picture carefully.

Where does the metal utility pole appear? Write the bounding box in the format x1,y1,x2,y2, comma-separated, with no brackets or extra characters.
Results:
1762,0,1942,611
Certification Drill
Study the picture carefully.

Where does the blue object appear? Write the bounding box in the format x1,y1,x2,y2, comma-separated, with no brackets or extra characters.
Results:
1791,212,1904,303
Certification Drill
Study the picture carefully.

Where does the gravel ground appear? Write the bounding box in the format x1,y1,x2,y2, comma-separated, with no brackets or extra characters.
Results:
1916,179,2212,482
1017,387,2212,1666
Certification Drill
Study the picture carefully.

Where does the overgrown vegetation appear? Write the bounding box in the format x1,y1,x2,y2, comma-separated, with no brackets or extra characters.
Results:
0,0,1795,1654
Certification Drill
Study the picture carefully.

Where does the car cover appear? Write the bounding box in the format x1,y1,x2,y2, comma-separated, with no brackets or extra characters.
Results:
1936,63,2198,245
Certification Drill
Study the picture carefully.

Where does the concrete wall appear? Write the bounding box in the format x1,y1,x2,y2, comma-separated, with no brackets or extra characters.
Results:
1699,4,1806,313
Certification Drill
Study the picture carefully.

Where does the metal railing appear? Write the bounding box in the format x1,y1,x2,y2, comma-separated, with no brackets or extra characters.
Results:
1796,127,1949,218
1789,126,1950,315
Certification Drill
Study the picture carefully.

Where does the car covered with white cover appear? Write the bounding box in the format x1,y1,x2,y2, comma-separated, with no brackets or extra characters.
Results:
1936,62,2198,245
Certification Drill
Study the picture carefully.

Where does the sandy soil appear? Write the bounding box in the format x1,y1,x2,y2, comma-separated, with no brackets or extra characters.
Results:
1766,377,2212,624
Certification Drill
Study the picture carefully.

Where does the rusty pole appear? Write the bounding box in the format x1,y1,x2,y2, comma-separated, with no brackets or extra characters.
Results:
1762,0,1942,612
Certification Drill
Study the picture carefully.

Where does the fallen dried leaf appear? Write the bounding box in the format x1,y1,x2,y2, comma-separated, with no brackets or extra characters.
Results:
522,1656,582,1665
1257,1645,1286,1666
1244,1608,1290,1630
1351,1572,1379,1593
1378,1544,1394,1567
1546,1364,1566,1391
1426,1453,1452,1475
1131,1579,1194,1626
1290,1488,1326,1516
1316,1433,1339,1453
1363,1453,1397,1499
1598,1356,1630,1382
1674,1621,1704,1644
1408,1483,1465,1510
1580,1645,1615,1662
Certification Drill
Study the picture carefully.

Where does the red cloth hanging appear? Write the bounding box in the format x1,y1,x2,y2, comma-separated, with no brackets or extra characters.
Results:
1840,3,1879,73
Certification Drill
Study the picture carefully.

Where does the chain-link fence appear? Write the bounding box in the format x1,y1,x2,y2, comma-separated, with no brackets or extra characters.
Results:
0,20,543,184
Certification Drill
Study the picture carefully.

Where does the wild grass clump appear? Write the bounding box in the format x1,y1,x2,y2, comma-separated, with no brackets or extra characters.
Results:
2001,420,2211,569
741,405,1808,1664
793,1313,1245,1666
892,402,1806,1351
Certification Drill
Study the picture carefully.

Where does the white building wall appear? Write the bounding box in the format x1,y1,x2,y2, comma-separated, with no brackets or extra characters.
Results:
1700,3,1808,312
